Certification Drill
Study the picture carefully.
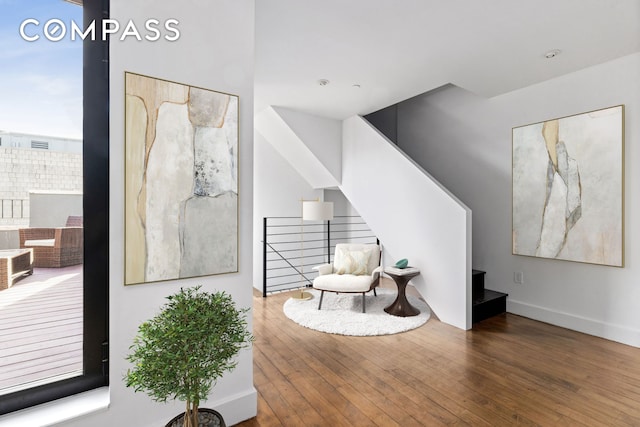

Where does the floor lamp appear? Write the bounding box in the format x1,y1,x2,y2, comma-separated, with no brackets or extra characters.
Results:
292,199,334,300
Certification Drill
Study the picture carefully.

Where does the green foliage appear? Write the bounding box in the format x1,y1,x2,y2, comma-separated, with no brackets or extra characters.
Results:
124,286,253,410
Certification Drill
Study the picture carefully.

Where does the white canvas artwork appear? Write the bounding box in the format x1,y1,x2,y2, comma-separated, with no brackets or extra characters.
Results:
512,105,624,267
125,72,239,285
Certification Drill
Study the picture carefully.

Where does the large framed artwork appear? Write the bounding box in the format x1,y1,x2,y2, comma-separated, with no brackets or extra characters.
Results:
125,72,239,285
512,105,624,267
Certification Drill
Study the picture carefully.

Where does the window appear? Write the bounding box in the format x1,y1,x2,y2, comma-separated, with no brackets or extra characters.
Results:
0,0,108,414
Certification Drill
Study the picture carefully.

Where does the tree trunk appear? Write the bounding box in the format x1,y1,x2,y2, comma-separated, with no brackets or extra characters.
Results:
184,400,193,427
191,403,199,427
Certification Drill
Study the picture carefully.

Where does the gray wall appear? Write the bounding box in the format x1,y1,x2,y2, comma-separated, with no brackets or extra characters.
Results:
364,104,398,144
29,192,82,227
395,53,640,346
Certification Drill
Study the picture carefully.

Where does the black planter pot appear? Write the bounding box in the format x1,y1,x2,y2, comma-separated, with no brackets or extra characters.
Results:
165,408,226,427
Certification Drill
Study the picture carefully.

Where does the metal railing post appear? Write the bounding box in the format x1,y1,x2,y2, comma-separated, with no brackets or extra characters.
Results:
327,219,331,264
263,217,268,297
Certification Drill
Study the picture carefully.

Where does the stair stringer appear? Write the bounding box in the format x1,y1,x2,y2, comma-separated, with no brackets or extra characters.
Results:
255,106,340,189
341,116,472,330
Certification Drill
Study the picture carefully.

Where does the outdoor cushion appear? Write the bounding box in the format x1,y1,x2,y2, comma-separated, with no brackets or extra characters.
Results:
24,239,55,247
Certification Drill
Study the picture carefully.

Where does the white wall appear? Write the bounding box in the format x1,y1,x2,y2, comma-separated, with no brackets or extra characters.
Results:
252,132,322,292
397,53,640,347
323,190,389,265
63,1,257,426
342,116,472,329
274,107,342,183
252,136,385,294
324,189,354,217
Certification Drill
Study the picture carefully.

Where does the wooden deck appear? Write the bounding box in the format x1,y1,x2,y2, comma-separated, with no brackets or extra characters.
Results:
0,265,82,395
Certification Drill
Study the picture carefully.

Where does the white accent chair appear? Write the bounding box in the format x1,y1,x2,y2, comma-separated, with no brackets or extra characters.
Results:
312,243,382,313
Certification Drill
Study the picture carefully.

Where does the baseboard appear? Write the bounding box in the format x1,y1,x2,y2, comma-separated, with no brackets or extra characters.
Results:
213,387,257,426
508,299,640,348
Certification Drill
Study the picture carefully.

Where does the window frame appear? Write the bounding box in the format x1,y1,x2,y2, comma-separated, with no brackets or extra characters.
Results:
0,0,109,414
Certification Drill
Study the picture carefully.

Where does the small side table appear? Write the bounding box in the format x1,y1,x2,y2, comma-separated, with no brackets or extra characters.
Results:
384,267,420,317
0,248,34,291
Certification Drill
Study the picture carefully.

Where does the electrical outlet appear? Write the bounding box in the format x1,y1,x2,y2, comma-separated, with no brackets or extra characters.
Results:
514,271,524,285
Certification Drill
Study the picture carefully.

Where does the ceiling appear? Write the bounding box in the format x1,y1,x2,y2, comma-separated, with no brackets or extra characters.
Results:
254,0,640,119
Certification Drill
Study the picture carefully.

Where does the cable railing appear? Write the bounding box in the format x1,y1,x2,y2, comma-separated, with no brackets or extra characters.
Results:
262,215,378,296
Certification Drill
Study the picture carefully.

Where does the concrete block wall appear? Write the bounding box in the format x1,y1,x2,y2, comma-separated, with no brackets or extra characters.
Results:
0,147,82,226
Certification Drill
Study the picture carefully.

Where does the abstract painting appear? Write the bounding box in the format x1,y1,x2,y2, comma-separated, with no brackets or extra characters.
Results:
512,105,624,267
125,72,238,285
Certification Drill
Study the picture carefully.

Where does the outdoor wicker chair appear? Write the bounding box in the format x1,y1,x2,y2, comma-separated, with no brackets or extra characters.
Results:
19,217,83,268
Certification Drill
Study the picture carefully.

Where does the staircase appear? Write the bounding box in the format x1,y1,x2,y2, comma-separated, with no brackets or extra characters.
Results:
472,270,508,323
256,108,472,329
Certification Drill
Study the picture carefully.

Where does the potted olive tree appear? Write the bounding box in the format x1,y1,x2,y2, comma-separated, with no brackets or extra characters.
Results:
125,286,253,427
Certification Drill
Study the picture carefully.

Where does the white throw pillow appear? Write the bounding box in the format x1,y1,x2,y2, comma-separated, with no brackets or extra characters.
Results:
334,248,372,275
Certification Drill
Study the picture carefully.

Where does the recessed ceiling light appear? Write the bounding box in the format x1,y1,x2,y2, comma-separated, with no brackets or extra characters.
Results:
352,84,361,89
544,49,561,59
317,79,330,86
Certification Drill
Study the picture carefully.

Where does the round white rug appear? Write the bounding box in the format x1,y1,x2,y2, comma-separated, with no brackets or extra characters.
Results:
283,288,431,336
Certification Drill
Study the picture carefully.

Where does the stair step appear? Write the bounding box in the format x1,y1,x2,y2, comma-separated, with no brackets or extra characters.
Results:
472,289,508,324
472,270,485,299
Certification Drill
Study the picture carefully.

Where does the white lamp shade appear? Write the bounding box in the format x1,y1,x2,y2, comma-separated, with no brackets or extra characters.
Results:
302,201,334,221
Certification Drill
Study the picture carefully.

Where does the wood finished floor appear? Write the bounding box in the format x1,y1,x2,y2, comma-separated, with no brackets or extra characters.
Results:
238,287,640,426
